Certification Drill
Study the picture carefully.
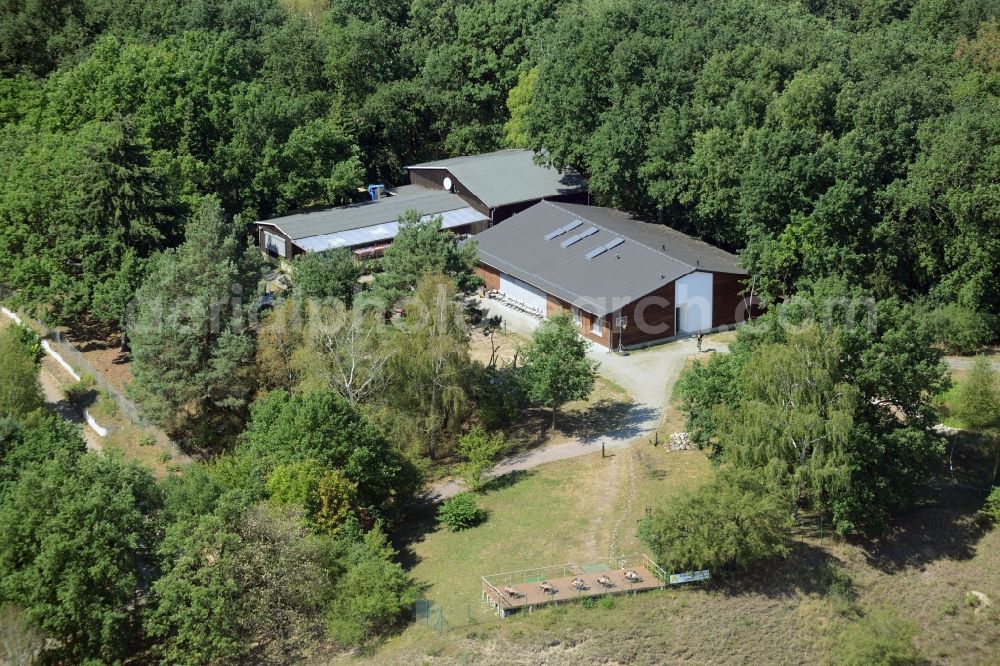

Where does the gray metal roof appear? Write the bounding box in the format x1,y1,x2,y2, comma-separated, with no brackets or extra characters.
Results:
406,150,586,209
255,185,473,241
471,202,746,317
295,207,485,252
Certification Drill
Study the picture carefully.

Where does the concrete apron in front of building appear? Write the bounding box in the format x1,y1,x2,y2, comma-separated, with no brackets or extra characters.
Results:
476,295,733,354
475,296,725,449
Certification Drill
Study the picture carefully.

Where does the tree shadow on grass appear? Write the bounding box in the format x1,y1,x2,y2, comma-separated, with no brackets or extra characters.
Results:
503,400,656,454
556,399,638,442
478,469,534,493
711,541,855,601
854,504,987,575
855,431,994,574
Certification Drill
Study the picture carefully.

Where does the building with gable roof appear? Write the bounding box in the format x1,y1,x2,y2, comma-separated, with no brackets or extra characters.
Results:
472,201,759,349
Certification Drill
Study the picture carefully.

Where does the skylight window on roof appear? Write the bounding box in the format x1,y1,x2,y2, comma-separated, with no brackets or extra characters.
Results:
560,226,599,248
584,236,625,261
544,219,583,241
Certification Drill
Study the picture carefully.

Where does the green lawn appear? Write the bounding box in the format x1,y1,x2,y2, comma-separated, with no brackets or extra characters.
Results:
348,383,1000,665
374,434,714,661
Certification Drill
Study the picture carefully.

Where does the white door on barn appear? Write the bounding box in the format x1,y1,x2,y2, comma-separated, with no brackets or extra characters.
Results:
674,271,713,334
498,273,548,314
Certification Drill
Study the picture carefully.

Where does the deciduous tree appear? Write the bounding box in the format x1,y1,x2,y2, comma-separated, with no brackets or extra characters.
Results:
521,312,597,428
241,389,419,518
0,452,161,664
292,248,362,306
385,273,473,458
638,466,791,573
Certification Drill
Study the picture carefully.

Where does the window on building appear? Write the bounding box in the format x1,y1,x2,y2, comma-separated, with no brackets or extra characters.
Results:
590,314,602,335
572,308,582,327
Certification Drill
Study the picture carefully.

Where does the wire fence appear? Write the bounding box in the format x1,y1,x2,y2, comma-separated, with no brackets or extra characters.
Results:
5,306,152,430
414,597,510,635
47,330,152,428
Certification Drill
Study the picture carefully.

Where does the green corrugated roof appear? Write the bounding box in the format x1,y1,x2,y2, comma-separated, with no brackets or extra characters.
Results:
407,149,586,208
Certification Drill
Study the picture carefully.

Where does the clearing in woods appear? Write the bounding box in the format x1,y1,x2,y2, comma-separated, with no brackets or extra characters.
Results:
358,356,1000,665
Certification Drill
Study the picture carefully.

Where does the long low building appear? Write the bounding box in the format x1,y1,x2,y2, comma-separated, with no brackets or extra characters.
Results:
256,185,488,260
473,201,758,349
255,149,588,260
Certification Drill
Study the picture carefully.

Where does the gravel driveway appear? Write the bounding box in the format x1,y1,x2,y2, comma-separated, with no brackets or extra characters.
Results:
425,298,728,501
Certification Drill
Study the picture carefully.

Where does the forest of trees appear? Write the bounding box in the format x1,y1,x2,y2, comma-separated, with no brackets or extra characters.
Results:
2,0,999,661
0,0,997,334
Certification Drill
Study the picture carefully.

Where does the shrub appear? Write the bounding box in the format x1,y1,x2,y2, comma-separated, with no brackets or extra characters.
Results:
93,392,118,418
837,609,922,665
638,466,791,573
437,493,487,532
0,328,44,418
954,356,1000,430
928,304,994,354
456,426,505,490
64,381,92,407
8,324,43,365
983,486,1000,523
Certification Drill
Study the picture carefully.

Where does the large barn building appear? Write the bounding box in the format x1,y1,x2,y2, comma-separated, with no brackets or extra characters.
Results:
255,150,587,260
473,201,758,350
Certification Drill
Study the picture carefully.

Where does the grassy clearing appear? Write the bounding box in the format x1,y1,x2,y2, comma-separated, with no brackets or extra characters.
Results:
366,478,1000,665
378,432,715,660
936,368,972,429
357,380,1000,665
400,454,621,622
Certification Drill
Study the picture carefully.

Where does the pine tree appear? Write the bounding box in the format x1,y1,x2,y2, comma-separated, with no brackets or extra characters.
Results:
127,198,260,442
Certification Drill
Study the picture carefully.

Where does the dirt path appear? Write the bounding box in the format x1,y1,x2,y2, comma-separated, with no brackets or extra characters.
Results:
38,365,102,451
579,451,623,562
946,356,1000,372
425,298,729,502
